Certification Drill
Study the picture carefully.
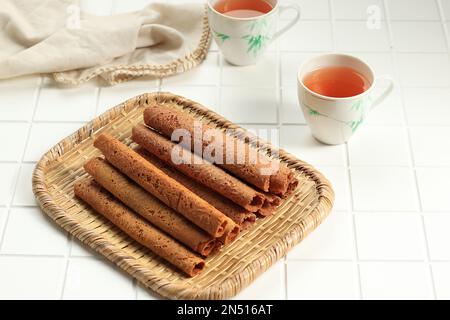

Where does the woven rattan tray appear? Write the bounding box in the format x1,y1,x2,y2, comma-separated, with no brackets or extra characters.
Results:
32,92,334,300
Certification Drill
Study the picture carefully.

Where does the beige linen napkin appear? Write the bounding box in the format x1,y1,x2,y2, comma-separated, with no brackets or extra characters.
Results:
0,0,210,85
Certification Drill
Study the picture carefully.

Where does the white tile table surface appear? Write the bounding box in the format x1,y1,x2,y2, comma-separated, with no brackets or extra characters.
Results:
0,0,449,300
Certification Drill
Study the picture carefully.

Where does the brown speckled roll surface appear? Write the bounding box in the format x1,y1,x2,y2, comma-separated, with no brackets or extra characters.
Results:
74,179,205,277
84,157,217,256
137,148,256,231
132,124,264,212
143,105,298,196
93,133,228,238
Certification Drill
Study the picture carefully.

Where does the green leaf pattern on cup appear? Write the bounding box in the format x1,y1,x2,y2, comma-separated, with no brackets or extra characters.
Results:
303,102,367,133
214,31,230,43
243,18,271,56
210,16,273,57
347,119,364,132
350,99,364,111
243,34,271,55
308,108,322,116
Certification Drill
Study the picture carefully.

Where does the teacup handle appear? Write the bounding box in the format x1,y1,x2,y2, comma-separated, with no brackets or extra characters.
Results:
371,75,395,110
272,3,301,41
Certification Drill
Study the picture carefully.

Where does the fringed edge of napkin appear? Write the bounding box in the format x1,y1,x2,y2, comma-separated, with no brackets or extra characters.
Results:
53,5,211,86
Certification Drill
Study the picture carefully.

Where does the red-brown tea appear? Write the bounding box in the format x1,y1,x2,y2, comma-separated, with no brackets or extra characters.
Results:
214,0,273,18
303,66,370,98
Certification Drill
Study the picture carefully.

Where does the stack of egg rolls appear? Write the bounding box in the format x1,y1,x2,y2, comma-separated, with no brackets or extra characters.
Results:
74,179,205,277
143,104,299,197
74,104,299,277
83,157,217,256
93,134,230,238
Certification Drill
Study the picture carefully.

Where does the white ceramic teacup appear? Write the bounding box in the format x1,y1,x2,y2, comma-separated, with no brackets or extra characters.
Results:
207,0,300,66
297,53,394,145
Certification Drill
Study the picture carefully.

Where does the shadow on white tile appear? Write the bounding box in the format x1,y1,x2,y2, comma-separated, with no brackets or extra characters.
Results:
97,86,156,115
446,22,450,47
348,126,410,166
387,0,440,20
287,261,358,299
0,208,6,242
366,87,404,125
136,283,162,300
233,261,284,300
280,87,305,124
281,0,329,20
416,168,450,212
350,166,418,211
333,0,385,20
222,53,277,87
432,263,450,299
359,262,433,299
163,53,219,86
0,164,19,206
24,122,84,162
0,123,29,162
1,207,68,255
35,87,97,122
316,167,350,211
410,127,450,166
346,52,394,76
355,213,426,260
443,1,450,21
424,214,450,260
397,53,450,87
12,163,37,206
161,86,218,111
0,75,40,88
403,88,450,125
280,126,347,165
391,22,447,53
63,258,135,300
288,212,354,260
70,238,95,257
335,21,390,52
220,87,277,123
0,87,37,121
280,21,333,52
0,256,65,299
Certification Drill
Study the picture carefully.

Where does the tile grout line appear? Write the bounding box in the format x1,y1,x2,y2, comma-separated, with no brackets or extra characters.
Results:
328,0,363,300
382,0,437,300
274,23,288,300
58,86,103,299
217,51,223,115
56,58,102,298
158,77,163,92
429,0,450,299
133,279,138,300
93,87,102,117
438,0,450,84
58,79,104,300
270,16,286,298
0,77,43,253
437,0,450,53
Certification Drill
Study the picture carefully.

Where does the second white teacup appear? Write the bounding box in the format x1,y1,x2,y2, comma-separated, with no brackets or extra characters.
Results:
297,53,394,145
